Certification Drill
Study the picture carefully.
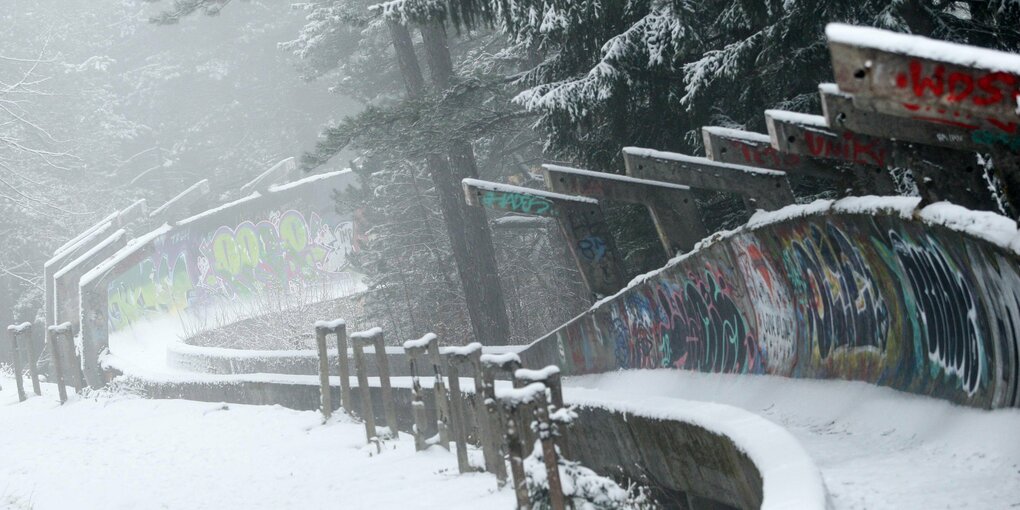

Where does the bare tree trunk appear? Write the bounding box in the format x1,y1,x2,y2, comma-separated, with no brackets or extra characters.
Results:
448,141,512,344
387,19,425,97
412,17,511,345
418,19,454,90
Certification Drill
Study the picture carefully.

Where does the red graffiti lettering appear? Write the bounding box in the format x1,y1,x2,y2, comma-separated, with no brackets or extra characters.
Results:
975,72,1015,106
947,72,974,102
846,132,886,167
730,140,801,170
803,130,887,167
896,61,1018,110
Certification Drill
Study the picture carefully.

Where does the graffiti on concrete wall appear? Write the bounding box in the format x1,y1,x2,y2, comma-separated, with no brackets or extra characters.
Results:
779,222,889,360
606,258,762,375
199,211,355,299
578,235,607,262
543,213,1020,408
107,189,361,334
889,230,985,395
733,235,796,375
481,190,555,216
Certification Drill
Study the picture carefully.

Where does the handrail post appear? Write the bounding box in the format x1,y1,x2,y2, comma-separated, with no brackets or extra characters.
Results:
314,322,333,420
444,342,483,473
404,342,429,451
480,352,521,487
7,325,27,402
516,366,570,459
350,335,377,443
46,324,69,403
499,382,547,510
332,322,352,410
426,336,451,450
24,324,41,396
532,390,566,510
371,332,399,440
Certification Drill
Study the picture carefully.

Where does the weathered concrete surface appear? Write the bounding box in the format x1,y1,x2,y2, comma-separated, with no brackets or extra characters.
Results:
519,198,1020,409
77,170,362,389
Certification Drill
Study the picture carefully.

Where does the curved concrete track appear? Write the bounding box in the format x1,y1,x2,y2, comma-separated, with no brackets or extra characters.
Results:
566,370,1020,509
74,196,1020,509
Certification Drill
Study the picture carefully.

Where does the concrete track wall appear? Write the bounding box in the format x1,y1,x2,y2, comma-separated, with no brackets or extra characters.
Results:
102,171,362,334
521,199,1020,409
79,171,362,386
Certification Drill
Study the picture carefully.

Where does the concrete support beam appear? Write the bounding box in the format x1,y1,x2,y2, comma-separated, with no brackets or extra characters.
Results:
702,126,855,188
463,179,627,298
826,23,1020,214
542,163,707,255
820,84,998,211
826,24,1020,146
765,110,900,195
621,147,796,211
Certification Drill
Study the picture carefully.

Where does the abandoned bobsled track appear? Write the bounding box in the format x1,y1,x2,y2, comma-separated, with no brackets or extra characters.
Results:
7,24,1020,510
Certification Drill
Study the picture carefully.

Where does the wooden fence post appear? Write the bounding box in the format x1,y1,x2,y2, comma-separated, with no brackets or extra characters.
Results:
350,333,377,443
314,322,333,420
480,353,522,487
403,340,430,451
404,333,453,451
444,342,485,473
499,382,548,510
7,325,27,402
62,324,84,395
444,348,472,473
350,327,397,442
332,322,352,411
46,324,69,403
23,325,40,396
531,391,566,510
516,366,570,459
425,336,451,450
370,331,399,440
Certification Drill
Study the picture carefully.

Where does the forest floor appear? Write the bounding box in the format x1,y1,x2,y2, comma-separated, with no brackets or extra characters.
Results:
0,376,511,510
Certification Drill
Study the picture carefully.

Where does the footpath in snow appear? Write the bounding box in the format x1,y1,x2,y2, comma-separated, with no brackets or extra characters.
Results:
0,377,512,510
566,370,1020,510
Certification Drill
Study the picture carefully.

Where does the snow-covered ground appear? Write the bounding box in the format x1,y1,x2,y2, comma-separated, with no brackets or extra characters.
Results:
566,370,1020,510
0,377,512,510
